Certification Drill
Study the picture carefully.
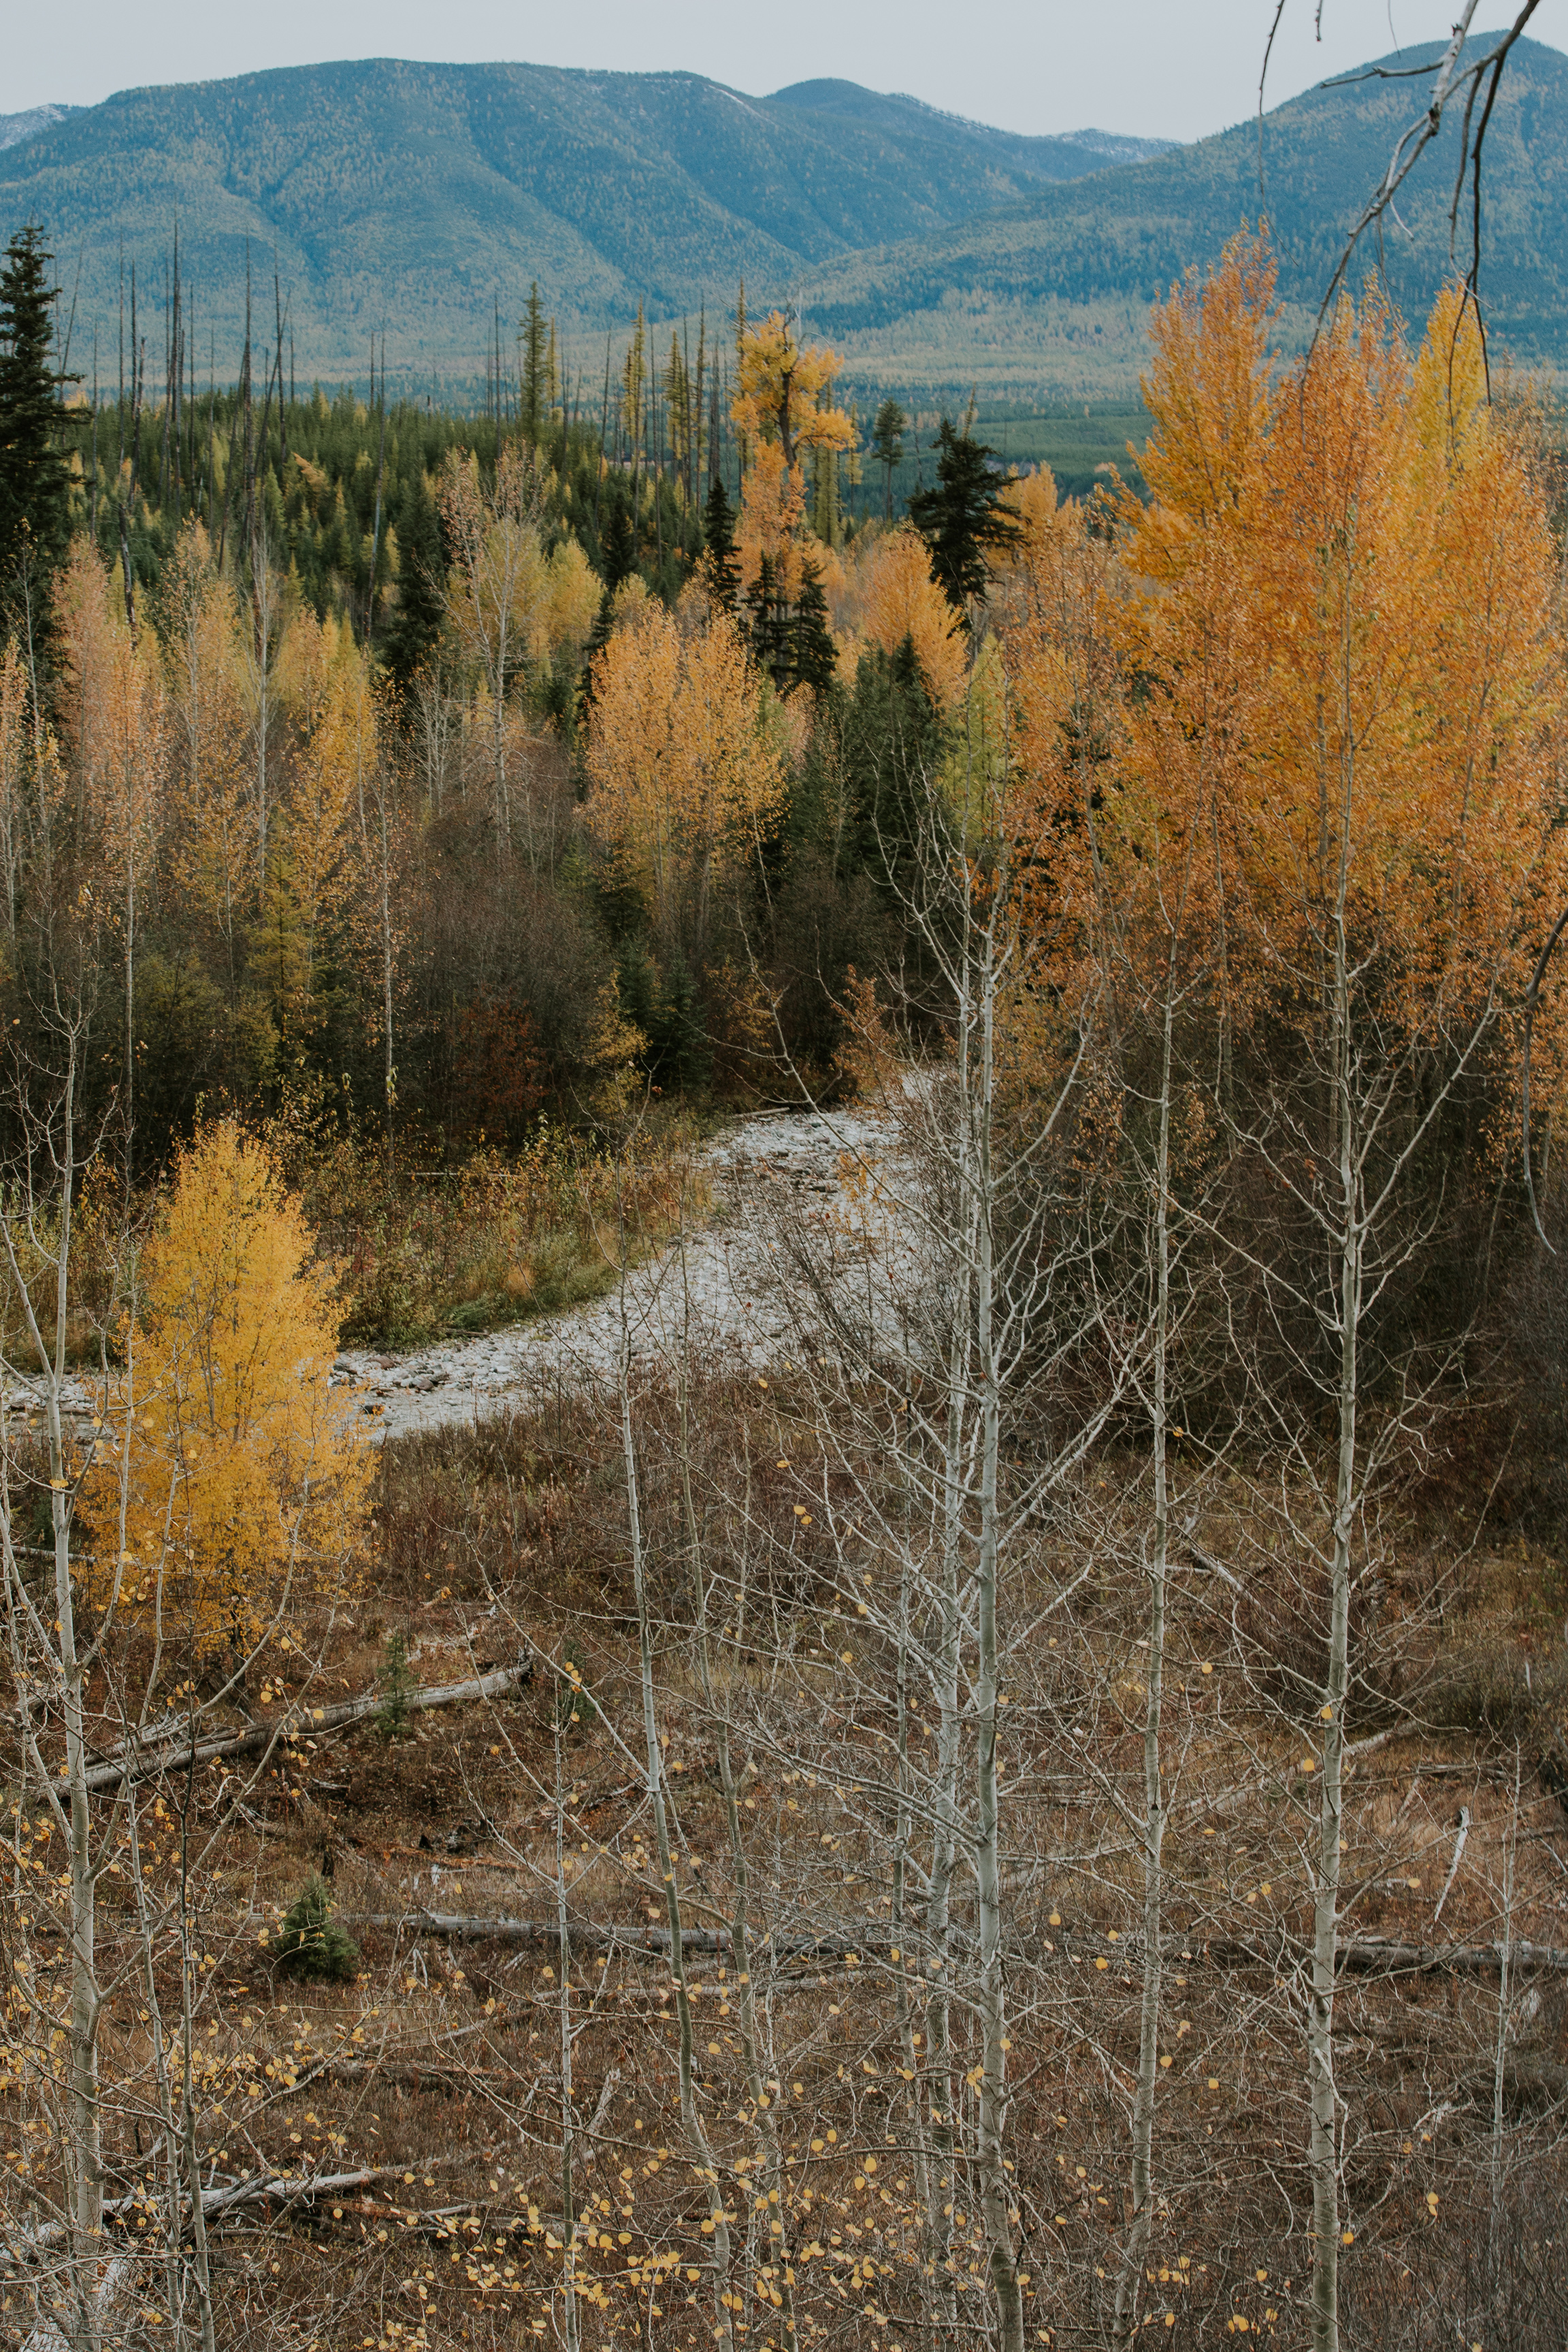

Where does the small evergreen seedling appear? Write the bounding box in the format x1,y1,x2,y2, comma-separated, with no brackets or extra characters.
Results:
374,1628,414,1743
274,1874,359,1982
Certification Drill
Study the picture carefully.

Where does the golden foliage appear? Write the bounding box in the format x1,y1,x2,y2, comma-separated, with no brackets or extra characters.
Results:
113,1122,368,1650
855,527,966,710
736,439,808,597
542,537,602,666
583,604,784,948
997,233,1568,1111
732,314,853,598
55,540,167,914
732,312,855,472
161,523,250,943
437,446,550,674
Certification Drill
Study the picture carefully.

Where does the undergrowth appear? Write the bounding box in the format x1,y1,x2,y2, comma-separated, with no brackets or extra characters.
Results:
272,1107,710,1348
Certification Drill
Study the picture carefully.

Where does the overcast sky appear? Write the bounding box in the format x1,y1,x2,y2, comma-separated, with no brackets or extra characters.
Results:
7,2,1568,142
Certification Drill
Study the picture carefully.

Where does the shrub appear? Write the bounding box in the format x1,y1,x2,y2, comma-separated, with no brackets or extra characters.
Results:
374,1629,415,1743
273,1874,359,1982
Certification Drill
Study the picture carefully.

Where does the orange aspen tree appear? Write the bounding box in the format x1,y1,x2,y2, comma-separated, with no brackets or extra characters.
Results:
1107,240,1567,2352
857,525,968,710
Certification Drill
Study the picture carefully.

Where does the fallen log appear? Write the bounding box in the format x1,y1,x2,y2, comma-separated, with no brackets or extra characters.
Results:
1179,1933,1568,1978
0,2165,423,2261
78,1665,532,1795
1337,1936,1568,1977
346,1910,889,1961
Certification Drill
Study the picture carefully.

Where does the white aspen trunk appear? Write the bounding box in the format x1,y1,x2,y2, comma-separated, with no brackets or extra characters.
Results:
623,1315,734,2352
892,1550,931,2230
552,1710,580,2352
1113,991,1174,2346
970,895,1022,2352
125,1785,214,2344
377,780,395,1160
7,1043,108,2352
1490,1757,1519,2282
675,1317,794,2352
923,1267,966,2333
1309,854,1358,2352
176,1819,219,2352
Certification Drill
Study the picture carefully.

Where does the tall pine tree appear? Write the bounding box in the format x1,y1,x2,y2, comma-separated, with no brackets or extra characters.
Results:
385,474,447,687
520,282,548,442
747,554,791,693
790,558,837,697
702,472,740,618
0,225,76,598
907,416,1018,623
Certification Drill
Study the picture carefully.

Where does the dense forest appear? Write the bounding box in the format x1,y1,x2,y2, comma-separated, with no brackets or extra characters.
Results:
5,203,1568,2352
0,234,997,1201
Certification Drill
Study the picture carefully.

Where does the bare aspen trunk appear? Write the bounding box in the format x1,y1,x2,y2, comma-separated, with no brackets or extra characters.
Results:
1113,990,1174,2345
376,777,395,1162
622,1319,734,2352
1490,1756,1520,2282
1309,884,1358,2352
970,902,1023,2352
676,1316,794,2352
176,1814,219,2352
923,1323,964,2332
552,1708,580,2352
891,1551,931,2226
0,1039,108,2351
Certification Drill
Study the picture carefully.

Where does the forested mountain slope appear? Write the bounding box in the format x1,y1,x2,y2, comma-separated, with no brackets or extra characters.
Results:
0,61,1163,382
803,33,1568,394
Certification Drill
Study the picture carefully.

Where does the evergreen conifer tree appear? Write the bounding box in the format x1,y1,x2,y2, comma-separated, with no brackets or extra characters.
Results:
0,224,76,597
521,282,547,442
907,416,1019,623
871,398,907,523
578,492,638,718
599,491,637,595
701,472,740,617
746,553,791,693
384,474,446,686
789,557,837,697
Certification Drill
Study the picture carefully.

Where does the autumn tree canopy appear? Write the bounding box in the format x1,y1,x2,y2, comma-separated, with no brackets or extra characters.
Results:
114,1121,369,1652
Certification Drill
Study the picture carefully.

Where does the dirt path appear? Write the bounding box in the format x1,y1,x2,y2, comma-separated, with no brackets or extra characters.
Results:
329,1105,898,1441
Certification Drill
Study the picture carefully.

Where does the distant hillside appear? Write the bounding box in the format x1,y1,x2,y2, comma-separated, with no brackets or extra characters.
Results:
802,33,1568,397
0,61,1169,385
0,104,78,152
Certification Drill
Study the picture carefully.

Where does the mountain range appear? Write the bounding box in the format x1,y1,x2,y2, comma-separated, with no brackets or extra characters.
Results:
0,37,1564,399
803,32,1568,397
0,63,1165,391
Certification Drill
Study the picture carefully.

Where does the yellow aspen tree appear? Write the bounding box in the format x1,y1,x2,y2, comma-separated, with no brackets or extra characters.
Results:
272,614,374,1032
583,605,783,962
56,541,168,1143
162,523,250,993
437,446,549,848
733,313,855,600
856,525,968,710
115,1120,368,1655
1102,241,1567,2352
0,636,28,937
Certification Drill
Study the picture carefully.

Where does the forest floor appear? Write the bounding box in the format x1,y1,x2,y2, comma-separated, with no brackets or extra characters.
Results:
6,1111,1568,2349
